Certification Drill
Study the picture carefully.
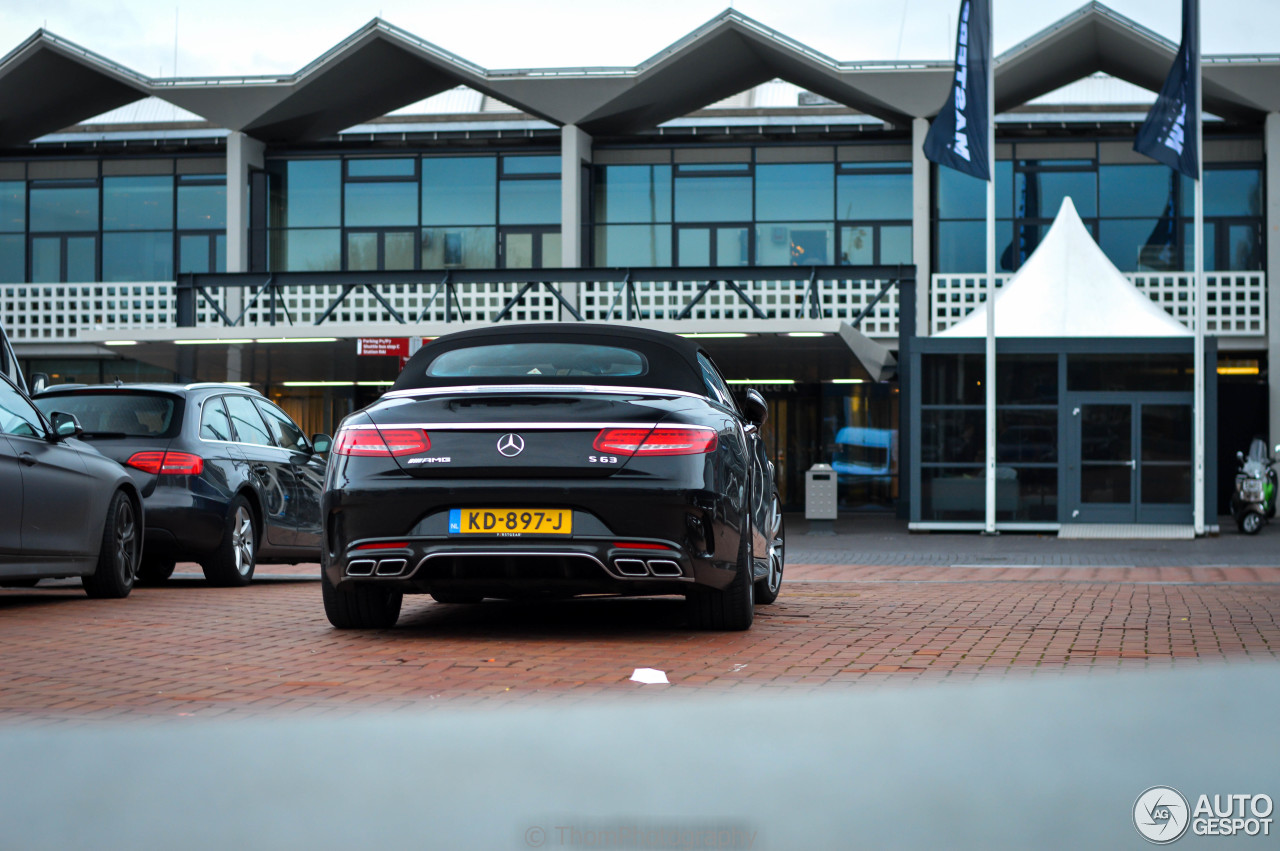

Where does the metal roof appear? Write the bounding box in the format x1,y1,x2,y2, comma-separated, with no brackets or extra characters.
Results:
0,3,1275,147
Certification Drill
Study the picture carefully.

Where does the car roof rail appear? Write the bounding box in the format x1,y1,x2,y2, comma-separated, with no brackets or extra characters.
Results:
183,382,263,395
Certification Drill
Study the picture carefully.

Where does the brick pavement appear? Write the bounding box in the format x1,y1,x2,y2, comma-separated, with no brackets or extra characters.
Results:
2,561,1278,725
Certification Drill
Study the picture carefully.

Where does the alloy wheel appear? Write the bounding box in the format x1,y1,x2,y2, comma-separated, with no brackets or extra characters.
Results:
232,505,255,576
114,499,138,584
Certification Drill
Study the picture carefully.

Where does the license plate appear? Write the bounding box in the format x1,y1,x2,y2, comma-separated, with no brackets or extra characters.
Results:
448,508,572,536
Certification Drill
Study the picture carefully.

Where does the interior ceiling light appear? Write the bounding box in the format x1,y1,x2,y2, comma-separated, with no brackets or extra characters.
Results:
175,338,254,345
255,337,340,344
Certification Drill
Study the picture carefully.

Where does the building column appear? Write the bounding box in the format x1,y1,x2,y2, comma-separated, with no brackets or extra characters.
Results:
225,131,264,382
560,124,593,268
226,131,265,273
912,118,932,339
1267,113,1280,448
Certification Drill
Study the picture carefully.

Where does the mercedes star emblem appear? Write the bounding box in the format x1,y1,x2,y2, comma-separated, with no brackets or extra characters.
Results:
496,433,526,457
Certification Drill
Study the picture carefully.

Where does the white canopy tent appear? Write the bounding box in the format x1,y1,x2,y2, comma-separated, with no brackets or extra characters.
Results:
939,196,1191,339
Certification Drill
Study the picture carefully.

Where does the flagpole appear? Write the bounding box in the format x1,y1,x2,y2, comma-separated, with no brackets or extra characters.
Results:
1193,0,1205,536
983,0,997,535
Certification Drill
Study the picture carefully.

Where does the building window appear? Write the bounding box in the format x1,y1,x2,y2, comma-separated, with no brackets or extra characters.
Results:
936,147,1264,274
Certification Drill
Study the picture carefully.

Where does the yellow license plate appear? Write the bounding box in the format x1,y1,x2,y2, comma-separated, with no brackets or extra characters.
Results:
448,508,572,536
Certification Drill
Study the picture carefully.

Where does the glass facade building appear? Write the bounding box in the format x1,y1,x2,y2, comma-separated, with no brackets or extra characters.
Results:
266,154,561,272
936,142,1264,274
0,162,226,285
591,150,913,269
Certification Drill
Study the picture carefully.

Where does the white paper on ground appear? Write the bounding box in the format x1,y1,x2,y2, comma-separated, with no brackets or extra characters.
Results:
629,668,670,684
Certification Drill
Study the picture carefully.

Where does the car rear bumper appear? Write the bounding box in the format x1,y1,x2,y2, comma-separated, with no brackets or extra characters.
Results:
322,481,743,598
141,489,226,557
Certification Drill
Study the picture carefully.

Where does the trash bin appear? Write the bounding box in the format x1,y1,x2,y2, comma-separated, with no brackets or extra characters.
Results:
805,463,838,534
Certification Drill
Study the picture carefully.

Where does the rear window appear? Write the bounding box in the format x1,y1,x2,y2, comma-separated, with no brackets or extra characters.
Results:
33,392,179,438
425,343,647,379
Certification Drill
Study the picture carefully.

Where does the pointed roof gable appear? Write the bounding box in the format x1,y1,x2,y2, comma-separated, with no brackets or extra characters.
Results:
938,197,1191,338
0,31,150,147
994,2,1273,122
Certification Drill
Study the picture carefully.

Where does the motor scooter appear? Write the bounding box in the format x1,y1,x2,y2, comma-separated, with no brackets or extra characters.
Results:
1230,438,1278,535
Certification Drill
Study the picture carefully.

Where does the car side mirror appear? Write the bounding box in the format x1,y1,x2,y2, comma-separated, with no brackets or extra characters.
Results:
742,389,768,427
49,411,83,440
311,433,333,455
29,372,49,394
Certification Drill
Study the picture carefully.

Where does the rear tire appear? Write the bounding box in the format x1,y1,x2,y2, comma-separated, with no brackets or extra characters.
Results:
754,497,785,605
687,517,754,631
82,490,139,599
137,556,176,586
322,571,402,629
203,496,256,587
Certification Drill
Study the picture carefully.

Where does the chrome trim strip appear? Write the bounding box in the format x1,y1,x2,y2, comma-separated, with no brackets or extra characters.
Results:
383,384,710,402
338,421,716,432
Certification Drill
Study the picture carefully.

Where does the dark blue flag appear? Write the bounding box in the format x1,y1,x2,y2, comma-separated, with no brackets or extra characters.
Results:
923,0,991,181
1135,0,1199,179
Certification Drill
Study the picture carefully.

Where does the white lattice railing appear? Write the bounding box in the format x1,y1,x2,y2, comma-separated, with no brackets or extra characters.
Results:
0,283,177,341
930,271,1267,337
1,273,1266,342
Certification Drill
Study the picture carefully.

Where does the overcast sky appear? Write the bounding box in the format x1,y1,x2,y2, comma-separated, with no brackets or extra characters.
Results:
3,0,1276,79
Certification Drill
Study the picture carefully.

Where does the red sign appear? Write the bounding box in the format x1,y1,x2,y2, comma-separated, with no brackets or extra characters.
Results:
357,337,408,357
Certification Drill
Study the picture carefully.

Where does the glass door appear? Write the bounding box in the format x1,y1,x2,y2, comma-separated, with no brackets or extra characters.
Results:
1074,403,1135,522
499,227,561,269
1067,397,1194,524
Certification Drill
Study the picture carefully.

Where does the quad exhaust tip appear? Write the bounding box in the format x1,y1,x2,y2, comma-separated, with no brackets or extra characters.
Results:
347,558,407,577
612,558,685,578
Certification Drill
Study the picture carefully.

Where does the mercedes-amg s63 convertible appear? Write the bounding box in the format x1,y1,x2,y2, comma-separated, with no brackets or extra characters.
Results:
321,324,784,631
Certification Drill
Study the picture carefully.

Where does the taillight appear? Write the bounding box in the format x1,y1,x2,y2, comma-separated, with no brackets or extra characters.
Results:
333,427,430,456
126,450,204,476
593,427,718,456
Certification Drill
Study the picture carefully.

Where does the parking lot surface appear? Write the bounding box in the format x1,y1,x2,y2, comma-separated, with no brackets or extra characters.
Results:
3,517,1278,725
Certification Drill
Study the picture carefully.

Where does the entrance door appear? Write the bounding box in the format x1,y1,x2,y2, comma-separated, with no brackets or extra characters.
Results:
1067,397,1193,524
499,228,561,268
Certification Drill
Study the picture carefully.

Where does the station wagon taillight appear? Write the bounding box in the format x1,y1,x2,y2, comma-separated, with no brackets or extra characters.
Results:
333,427,430,456
126,450,205,476
593,427,717,456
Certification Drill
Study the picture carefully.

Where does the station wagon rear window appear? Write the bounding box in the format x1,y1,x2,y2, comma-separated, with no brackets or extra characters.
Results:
425,343,647,378
33,392,179,438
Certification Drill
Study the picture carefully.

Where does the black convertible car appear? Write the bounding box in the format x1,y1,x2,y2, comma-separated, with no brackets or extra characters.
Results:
322,324,784,630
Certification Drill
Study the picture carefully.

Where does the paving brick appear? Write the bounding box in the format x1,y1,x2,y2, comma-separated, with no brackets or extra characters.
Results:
2,560,1279,725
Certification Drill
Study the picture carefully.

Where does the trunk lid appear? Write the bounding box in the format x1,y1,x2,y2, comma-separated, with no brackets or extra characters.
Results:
361,389,692,479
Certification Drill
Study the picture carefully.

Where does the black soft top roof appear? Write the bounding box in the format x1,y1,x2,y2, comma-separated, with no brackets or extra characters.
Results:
391,324,709,395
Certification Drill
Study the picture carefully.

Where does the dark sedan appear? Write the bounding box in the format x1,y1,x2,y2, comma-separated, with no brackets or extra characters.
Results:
1,373,141,597
321,324,785,631
34,383,330,586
